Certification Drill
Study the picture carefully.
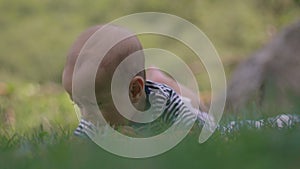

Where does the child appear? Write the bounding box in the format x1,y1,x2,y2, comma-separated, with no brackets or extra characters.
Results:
62,24,300,138
62,24,209,137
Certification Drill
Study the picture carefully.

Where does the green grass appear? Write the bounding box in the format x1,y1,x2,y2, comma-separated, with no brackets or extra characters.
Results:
0,81,299,169
1,122,300,169
1,82,300,169
0,82,77,133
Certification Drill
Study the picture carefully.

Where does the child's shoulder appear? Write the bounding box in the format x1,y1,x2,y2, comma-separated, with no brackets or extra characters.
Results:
145,80,173,91
145,80,182,104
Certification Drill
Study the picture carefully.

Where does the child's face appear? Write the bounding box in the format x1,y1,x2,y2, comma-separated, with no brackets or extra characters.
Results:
95,79,128,126
72,72,146,127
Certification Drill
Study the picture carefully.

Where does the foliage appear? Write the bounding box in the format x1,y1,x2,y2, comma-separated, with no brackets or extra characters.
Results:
0,0,299,82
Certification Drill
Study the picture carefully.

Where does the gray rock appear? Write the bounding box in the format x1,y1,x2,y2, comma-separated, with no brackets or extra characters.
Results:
226,20,300,112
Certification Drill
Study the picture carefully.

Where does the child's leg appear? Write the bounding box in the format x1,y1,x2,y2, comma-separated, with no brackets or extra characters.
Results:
220,114,300,134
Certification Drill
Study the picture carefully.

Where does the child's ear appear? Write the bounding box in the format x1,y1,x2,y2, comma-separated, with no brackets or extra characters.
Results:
129,76,145,103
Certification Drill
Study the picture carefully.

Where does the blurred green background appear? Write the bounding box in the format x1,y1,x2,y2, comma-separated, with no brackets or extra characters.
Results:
1,0,299,83
0,0,300,168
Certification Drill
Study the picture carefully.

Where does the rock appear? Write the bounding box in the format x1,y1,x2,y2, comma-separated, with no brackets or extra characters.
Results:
226,20,300,112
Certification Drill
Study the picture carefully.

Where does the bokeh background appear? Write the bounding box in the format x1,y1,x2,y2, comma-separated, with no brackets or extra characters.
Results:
0,1,300,168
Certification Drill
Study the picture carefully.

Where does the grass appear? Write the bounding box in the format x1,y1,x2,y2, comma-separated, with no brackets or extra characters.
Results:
1,82,300,169
1,122,300,169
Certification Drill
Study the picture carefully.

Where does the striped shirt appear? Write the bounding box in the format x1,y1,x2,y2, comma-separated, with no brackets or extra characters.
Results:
74,80,200,137
129,80,199,136
143,80,197,125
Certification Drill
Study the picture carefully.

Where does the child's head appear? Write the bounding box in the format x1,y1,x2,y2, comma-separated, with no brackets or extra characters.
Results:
62,24,146,126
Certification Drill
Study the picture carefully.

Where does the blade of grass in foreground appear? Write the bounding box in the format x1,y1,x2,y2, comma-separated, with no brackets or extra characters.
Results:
0,121,300,169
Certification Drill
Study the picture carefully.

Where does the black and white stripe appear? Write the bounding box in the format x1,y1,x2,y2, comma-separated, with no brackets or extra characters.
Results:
145,80,198,126
74,119,97,138
220,114,300,133
74,80,200,137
